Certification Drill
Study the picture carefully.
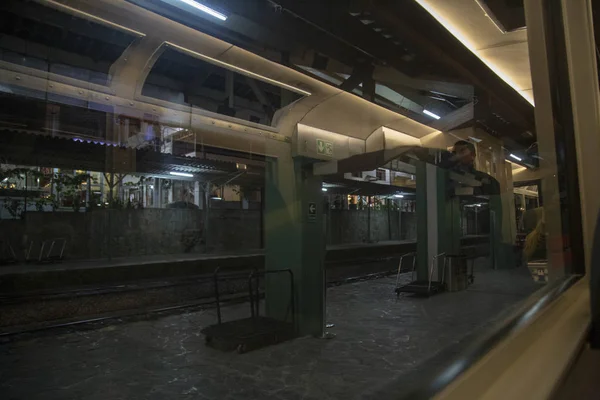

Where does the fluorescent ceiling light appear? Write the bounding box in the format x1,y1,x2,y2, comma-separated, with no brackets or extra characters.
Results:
423,109,441,120
170,171,194,178
394,194,404,198
469,136,482,143
211,196,222,200
168,43,312,97
322,188,328,192
177,0,227,21
509,154,522,162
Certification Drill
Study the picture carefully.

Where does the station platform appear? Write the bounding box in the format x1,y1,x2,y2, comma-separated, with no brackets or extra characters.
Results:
0,262,538,400
0,237,489,294
0,240,419,294
0,237,492,330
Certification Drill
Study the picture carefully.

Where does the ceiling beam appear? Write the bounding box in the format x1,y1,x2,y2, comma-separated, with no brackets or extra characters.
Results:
211,0,368,68
267,0,421,76
245,76,276,116
352,0,535,145
432,102,474,132
339,62,374,91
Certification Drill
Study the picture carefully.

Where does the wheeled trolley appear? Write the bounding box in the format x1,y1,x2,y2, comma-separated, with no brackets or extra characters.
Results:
395,252,447,297
201,268,296,353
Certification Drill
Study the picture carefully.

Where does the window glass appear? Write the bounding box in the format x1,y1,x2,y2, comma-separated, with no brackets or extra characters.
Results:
0,1,588,399
142,47,304,126
0,0,137,85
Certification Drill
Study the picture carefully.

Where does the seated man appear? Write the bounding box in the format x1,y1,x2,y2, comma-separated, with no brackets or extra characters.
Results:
441,139,500,197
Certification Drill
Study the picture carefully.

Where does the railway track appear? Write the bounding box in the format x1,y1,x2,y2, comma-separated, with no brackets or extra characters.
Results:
0,257,410,337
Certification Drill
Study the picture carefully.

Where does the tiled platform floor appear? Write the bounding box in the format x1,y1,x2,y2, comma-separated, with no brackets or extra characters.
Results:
0,264,539,400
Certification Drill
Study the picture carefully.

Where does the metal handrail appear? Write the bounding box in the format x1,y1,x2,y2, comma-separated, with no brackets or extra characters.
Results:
248,269,296,328
395,252,416,289
213,267,295,329
428,252,446,292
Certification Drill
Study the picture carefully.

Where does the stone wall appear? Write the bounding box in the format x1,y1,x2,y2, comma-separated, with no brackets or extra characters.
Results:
1,208,417,261
326,210,416,244
401,212,417,241
1,208,261,260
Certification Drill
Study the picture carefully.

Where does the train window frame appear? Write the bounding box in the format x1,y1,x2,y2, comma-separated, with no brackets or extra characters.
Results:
136,42,309,132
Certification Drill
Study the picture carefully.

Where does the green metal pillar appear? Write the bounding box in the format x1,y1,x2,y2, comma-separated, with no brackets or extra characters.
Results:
489,191,514,269
416,161,461,281
264,156,325,336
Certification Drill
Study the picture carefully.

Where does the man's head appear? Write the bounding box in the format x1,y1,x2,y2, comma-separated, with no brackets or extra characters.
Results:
453,140,476,167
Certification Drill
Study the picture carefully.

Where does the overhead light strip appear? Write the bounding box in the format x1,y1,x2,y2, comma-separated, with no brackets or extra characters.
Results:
167,43,312,97
507,159,526,168
170,171,194,177
509,153,522,161
423,109,441,119
176,0,228,21
41,0,145,37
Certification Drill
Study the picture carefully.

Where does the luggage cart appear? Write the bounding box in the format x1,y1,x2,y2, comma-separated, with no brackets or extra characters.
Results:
395,252,447,297
201,267,296,353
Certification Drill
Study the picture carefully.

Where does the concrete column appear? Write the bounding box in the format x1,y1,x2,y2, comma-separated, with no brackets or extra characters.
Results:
167,182,173,204
265,156,325,336
194,181,201,208
142,184,147,207
154,178,161,208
